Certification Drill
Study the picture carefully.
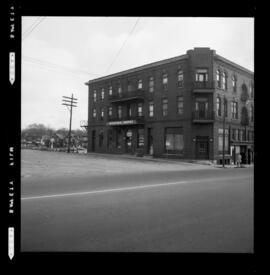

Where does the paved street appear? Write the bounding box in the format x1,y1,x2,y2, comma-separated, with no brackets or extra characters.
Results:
21,149,253,252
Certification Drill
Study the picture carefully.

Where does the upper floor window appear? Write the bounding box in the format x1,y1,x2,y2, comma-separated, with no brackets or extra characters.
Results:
117,105,122,119
149,101,154,117
216,69,222,88
137,103,143,117
127,81,132,92
177,70,184,87
109,85,113,96
162,98,168,116
118,84,122,96
149,76,154,93
232,75,237,92
222,71,228,90
241,83,249,102
162,73,168,90
250,105,254,122
108,106,113,117
231,101,238,119
250,82,254,98
216,96,221,117
224,98,228,117
101,88,105,100
177,96,183,115
138,79,143,90
195,69,208,82
100,107,104,120
92,108,96,118
93,90,97,102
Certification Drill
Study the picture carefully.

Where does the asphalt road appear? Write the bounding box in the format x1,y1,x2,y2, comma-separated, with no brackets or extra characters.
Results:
21,150,253,252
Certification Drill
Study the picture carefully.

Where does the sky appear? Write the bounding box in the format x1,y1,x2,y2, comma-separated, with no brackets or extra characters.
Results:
21,17,254,130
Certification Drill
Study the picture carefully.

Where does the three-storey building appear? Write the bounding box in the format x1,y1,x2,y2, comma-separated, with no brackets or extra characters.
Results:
85,47,254,164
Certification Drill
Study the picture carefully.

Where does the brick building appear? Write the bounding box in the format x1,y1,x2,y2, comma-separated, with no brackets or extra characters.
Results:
85,48,254,164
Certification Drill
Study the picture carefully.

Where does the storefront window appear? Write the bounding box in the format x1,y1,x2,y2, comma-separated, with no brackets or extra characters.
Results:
165,128,184,154
137,128,144,148
218,128,229,152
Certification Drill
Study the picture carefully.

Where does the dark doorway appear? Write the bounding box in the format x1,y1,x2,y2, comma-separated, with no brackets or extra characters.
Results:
91,130,96,152
196,136,209,159
147,128,153,155
125,129,133,153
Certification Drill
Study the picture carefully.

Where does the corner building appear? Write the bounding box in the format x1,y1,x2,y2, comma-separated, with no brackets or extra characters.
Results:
85,48,254,164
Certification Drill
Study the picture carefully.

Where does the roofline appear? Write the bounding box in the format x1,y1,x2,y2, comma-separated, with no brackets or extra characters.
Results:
85,54,188,85
214,54,254,76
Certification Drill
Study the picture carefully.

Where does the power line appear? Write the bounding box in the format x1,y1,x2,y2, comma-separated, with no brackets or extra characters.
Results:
22,17,46,41
105,17,140,74
22,17,42,36
22,56,100,78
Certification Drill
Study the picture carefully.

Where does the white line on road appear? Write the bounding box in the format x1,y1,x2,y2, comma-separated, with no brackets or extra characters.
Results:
21,175,251,201
22,181,188,200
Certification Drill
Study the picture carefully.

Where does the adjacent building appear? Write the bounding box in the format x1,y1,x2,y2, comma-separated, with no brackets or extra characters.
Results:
85,48,254,164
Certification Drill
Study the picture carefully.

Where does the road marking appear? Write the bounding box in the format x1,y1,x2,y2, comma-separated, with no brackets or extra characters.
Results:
21,181,188,200
21,175,252,201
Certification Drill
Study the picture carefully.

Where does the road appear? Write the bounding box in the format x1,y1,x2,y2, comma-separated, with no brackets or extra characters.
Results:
21,150,253,252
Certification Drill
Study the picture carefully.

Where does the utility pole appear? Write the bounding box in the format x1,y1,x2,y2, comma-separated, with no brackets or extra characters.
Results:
62,94,78,153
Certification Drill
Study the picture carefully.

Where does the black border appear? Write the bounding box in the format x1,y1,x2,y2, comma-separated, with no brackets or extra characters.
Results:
5,2,258,272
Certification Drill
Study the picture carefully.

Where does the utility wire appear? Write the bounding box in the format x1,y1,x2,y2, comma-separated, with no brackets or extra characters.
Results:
105,17,140,74
22,17,46,41
22,56,100,78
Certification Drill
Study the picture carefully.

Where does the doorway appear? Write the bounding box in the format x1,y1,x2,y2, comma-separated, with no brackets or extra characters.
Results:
195,136,209,159
91,130,96,152
147,128,153,155
125,129,133,153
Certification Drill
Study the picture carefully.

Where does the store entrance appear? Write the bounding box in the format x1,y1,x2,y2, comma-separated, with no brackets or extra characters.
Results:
195,136,209,159
125,129,133,153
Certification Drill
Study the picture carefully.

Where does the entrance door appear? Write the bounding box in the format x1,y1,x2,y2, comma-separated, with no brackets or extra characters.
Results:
91,130,96,152
196,136,209,159
125,129,133,153
147,128,153,155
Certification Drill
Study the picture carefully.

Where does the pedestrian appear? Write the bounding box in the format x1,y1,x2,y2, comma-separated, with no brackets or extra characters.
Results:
236,153,242,167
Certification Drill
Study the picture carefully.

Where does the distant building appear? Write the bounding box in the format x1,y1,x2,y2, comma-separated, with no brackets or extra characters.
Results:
85,48,254,164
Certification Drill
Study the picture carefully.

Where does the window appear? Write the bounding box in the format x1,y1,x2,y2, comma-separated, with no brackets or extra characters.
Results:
108,106,113,117
138,79,143,90
162,98,168,116
149,101,154,117
118,84,122,96
127,104,132,117
92,108,96,118
149,76,154,93
93,90,97,102
235,129,239,141
250,105,254,122
232,75,237,92
177,70,184,87
239,130,244,141
216,69,222,88
177,96,183,115
195,69,208,82
117,106,122,119
101,88,105,100
218,128,229,152
137,103,143,117
162,73,168,90
109,85,113,96
232,128,236,140
99,131,104,147
165,127,184,154
100,107,104,120
137,128,144,148
127,81,132,92
222,72,228,90
216,97,221,116
231,101,238,119
224,98,228,117
250,82,254,98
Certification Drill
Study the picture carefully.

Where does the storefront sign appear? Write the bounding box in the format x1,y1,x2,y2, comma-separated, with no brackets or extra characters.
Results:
107,120,136,126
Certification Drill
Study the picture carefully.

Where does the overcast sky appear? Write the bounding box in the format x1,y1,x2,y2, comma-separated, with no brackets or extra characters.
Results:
21,17,254,130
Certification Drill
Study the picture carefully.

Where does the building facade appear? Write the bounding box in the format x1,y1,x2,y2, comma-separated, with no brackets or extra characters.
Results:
85,48,254,164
